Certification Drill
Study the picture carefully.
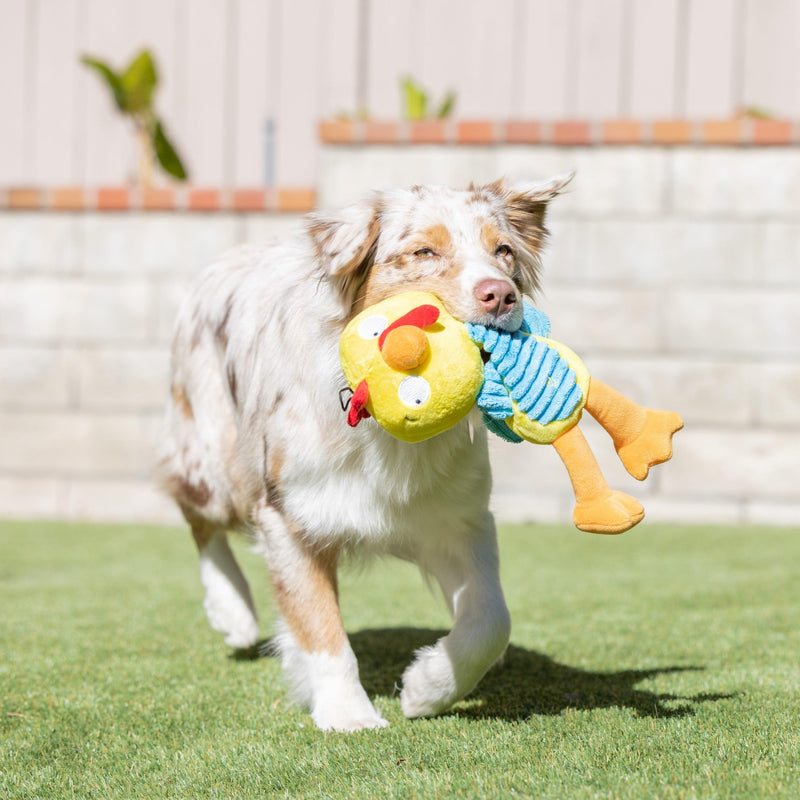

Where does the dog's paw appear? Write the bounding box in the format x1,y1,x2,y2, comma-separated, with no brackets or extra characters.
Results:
222,620,261,650
203,594,260,649
311,683,388,732
400,645,458,719
311,700,388,732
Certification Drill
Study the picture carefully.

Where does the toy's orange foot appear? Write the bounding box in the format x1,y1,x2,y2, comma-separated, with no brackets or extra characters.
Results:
617,410,684,481
573,490,645,535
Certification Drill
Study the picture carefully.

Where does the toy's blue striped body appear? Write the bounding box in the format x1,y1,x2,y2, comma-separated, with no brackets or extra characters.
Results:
466,302,589,445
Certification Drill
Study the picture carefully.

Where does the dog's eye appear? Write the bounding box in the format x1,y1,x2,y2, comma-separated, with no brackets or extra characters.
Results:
398,376,431,408
495,244,514,258
357,315,388,340
414,248,437,258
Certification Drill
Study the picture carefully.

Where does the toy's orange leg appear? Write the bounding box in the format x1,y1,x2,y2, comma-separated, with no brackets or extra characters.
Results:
552,425,644,535
584,380,684,481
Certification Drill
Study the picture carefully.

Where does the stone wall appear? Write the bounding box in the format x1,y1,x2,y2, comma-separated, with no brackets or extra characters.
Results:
0,212,303,523
1,143,799,526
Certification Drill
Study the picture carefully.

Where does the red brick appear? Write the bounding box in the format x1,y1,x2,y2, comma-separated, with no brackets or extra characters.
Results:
504,121,541,144
652,119,692,144
552,120,592,145
96,187,130,210
410,121,447,144
51,187,86,210
363,121,400,144
233,189,267,212
276,187,316,213
319,119,355,143
7,188,43,209
602,119,642,144
141,187,175,210
752,119,792,145
187,188,220,211
701,119,743,144
262,188,279,212
456,121,495,144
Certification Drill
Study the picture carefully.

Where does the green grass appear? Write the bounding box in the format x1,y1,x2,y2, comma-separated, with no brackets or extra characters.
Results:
1,520,799,799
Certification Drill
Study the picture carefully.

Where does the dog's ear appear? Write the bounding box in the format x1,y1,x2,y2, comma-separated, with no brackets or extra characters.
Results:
306,195,382,305
484,172,574,295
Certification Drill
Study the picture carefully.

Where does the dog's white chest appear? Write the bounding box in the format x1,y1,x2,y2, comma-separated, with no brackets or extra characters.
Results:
280,420,490,547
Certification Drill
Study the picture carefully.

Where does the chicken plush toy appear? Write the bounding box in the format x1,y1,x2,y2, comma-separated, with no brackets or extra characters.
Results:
339,292,485,443
339,291,683,535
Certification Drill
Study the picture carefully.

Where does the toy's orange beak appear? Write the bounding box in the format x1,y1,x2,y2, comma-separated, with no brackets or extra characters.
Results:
381,326,429,370
378,303,439,371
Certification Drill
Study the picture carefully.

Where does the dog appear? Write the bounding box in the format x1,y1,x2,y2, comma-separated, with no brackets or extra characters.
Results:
157,172,573,731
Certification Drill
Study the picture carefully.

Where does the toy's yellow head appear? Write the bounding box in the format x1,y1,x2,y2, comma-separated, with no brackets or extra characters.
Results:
339,292,484,442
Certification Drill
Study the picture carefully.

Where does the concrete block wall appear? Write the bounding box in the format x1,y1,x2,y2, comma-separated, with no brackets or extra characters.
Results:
1,142,799,527
319,143,800,526
0,212,304,523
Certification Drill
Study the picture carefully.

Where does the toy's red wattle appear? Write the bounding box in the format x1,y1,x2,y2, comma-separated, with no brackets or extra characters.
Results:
347,379,371,427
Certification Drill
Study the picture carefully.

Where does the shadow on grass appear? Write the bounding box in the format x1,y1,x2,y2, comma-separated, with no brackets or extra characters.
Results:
353,627,733,721
233,627,732,721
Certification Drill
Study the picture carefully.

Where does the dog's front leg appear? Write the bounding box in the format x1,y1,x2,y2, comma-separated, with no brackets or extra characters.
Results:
401,512,511,718
192,523,260,649
257,505,387,732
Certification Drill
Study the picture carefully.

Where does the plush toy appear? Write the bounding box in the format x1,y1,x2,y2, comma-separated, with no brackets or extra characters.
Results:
339,291,683,534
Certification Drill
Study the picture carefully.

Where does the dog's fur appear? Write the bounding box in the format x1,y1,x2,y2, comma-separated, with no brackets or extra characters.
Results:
157,174,572,731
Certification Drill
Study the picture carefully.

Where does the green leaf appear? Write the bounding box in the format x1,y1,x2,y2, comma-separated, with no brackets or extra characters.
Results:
81,55,126,111
151,119,188,180
400,76,428,121
436,90,456,119
120,50,158,114
740,105,774,120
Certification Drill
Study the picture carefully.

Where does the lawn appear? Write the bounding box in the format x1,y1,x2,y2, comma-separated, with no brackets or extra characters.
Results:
1,519,799,799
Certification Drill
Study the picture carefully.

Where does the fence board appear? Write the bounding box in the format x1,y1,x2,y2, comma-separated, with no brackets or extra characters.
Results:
573,0,626,117
274,0,322,186
233,0,274,185
33,0,79,183
0,0,31,183
410,0,467,116
518,0,572,118
366,1,413,118
683,0,738,116
742,0,800,117
182,0,229,185
318,0,360,118
628,0,681,117
457,0,517,117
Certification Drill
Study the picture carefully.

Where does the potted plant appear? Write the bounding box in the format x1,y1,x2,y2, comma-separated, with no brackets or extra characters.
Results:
81,48,188,187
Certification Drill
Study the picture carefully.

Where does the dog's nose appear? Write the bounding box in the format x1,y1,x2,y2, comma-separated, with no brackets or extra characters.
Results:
381,326,430,371
473,279,517,317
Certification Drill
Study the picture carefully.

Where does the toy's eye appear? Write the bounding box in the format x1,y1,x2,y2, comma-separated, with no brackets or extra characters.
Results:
414,247,437,258
357,315,388,340
495,244,514,258
398,376,431,408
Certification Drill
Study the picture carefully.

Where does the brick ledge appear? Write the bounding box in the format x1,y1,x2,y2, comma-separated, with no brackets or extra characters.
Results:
0,186,316,213
320,118,799,146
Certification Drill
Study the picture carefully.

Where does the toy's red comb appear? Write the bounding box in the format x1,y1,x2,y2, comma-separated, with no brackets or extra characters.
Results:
378,304,440,350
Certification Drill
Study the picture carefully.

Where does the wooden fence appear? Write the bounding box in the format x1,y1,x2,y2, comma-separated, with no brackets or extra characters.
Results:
2,0,799,188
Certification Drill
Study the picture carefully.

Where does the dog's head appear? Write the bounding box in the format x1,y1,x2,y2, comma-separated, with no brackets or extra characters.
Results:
307,173,573,330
